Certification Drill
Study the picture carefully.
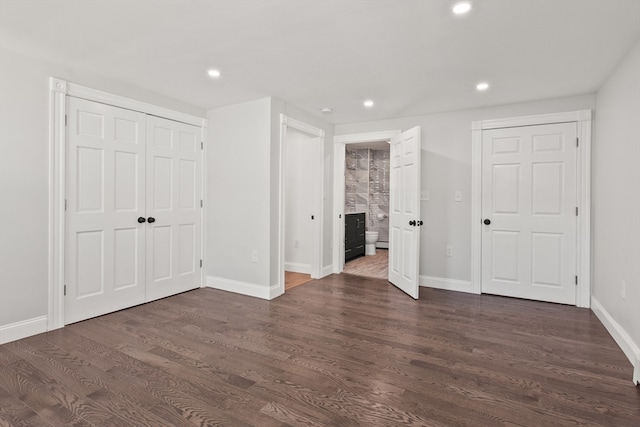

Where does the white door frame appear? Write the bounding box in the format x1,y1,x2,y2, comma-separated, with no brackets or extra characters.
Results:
48,77,208,330
332,130,401,273
278,115,325,295
471,110,592,308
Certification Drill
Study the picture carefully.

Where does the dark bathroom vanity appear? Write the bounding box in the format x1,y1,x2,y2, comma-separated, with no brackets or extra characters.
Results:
345,213,365,261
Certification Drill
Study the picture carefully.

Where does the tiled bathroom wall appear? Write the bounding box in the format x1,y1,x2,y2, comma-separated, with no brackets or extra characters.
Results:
369,149,390,242
344,147,390,242
345,148,369,214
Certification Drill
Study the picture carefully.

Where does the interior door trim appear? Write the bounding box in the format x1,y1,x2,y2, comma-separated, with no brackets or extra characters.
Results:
470,110,592,308
48,77,208,331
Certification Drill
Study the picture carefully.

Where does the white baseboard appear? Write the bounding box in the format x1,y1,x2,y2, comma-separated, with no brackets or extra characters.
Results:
419,275,473,294
206,276,278,300
0,316,48,345
591,297,640,384
321,265,334,278
284,262,311,274
269,284,284,300
376,242,389,249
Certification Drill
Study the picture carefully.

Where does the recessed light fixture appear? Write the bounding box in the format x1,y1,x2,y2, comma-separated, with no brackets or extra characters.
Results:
321,107,333,114
452,2,472,15
363,100,374,108
207,69,221,78
476,82,489,91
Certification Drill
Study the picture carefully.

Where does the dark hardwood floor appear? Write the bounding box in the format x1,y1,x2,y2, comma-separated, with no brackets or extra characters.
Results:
1,274,638,426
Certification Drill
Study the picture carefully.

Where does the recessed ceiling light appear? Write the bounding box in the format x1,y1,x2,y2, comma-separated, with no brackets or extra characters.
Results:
207,69,221,78
476,82,489,91
452,2,472,15
321,107,333,114
363,100,374,108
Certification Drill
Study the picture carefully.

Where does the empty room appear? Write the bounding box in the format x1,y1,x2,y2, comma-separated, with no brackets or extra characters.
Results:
0,1,639,426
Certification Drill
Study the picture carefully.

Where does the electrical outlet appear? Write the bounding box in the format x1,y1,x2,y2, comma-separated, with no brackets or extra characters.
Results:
454,191,462,202
446,245,453,257
251,250,258,263
620,280,626,299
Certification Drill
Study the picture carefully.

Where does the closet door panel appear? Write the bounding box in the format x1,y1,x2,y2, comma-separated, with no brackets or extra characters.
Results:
65,97,146,324
146,116,202,302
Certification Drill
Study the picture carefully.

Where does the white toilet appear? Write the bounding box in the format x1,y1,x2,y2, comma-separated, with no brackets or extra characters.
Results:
365,231,379,256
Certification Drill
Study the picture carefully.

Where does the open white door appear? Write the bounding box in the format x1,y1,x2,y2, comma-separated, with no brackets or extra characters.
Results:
388,127,421,299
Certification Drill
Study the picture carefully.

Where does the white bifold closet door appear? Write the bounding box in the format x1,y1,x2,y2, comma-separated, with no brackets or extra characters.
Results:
65,97,201,324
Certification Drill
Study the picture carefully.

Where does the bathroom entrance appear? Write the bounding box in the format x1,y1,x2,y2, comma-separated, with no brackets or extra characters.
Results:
334,128,422,298
343,142,390,280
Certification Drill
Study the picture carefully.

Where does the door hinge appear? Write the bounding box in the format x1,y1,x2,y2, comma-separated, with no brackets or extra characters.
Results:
64,199,67,211
201,141,204,150
65,114,67,126
576,206,578,216
200,199,203,208
575,275,578,285
200,259,203,268
64,285,67,296
576,137,579,147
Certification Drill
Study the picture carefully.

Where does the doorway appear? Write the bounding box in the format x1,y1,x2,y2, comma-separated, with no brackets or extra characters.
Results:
333,128,422,298
279,115,324,293
342,142,391,280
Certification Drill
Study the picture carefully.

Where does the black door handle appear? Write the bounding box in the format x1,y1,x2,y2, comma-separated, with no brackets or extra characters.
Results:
148,217,156,223
137,217,146,223
417,220,423,226
409,220,416,226
484,219,491,225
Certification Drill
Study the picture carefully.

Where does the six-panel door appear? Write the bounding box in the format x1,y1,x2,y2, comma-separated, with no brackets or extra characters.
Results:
65,98,147,324
145,116,202,302
481,122,577,305
389,127,421,299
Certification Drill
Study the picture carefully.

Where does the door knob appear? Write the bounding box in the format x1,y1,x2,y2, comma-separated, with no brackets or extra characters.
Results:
148,217,156,223
409,220,416,226
137,217,146,223
417,220,423,226
484,219,491,225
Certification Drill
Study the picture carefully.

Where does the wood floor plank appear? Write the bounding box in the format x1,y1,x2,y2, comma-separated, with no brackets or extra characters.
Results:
1,274,639,426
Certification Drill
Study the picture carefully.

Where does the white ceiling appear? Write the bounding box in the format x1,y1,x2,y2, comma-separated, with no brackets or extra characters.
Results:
1,0,639,124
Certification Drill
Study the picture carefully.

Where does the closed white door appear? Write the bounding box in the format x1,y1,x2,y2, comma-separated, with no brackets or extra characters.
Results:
145,116,202,302
65,98,147,324
481,122,577,305
389,127,421,299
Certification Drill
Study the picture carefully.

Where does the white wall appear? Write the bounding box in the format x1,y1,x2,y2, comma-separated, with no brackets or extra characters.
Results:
0,47,204,341
206,98,273,295
207,97,333,297
284,130,314,272
335,94,596,288
592,40,640,377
